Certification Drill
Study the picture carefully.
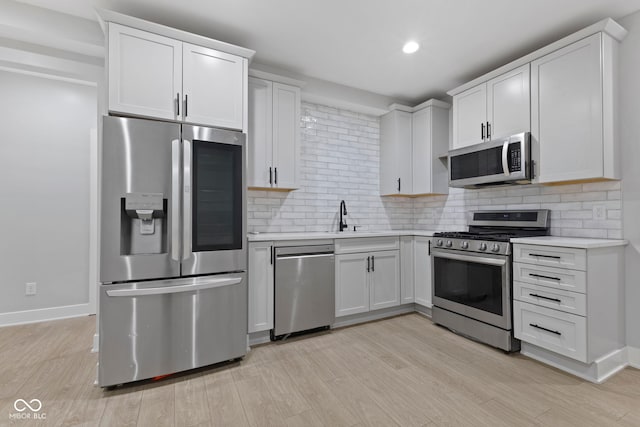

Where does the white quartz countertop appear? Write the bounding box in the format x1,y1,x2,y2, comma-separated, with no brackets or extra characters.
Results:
247,230,438,242
510,236,628,249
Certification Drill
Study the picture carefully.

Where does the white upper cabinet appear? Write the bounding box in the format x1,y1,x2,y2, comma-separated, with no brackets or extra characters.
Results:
380,109,412,195
108,22,248,130
108,24,182,121
412,104,450,195
532,33,620,184
380,101,450,196
452,64,530,149
247,76,300,190
182,43,244,129
452,84,487,149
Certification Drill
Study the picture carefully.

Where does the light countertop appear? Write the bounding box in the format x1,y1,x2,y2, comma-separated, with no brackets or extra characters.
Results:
247,230,438,242
510,236,628,249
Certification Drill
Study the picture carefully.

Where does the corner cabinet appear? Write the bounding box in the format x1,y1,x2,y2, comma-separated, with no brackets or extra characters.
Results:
248,241,274,333
400,235,432,307
380,100,450,196
532,33,620,184
335,237,400,317
107,22,247,130
452,64,530,149
247,76,300,190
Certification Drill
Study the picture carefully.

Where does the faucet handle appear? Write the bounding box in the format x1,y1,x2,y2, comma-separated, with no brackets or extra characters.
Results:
352,225,358,232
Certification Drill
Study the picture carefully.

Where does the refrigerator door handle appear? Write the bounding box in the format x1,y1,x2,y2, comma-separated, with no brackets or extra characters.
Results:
105,277,242,297
171,139,181,262
183,139,193,261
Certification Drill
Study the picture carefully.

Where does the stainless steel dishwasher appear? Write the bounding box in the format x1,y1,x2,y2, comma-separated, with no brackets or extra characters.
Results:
273,244,335,339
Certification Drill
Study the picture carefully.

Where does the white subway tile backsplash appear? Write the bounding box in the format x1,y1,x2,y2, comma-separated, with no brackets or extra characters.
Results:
248,102,623,238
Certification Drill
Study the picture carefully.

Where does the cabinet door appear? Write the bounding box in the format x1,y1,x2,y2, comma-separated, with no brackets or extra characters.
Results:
335,253,369,317
248,242,274,333
487,64,530,140
272,83,300,189
414,237,432,307
400,237,415,304
412,107,432,194
452,83,487,149
380,110,412,195
183,43,244,130
108,23,182,121
247,77,273,188
369,251,400,310
532,33,603,183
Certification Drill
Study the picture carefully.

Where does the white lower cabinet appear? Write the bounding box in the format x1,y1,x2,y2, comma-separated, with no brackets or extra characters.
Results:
248,241,274,333
335,249,400,317
513,242,625,366
400,236,432,307
413,237,432,307
400,237,415,304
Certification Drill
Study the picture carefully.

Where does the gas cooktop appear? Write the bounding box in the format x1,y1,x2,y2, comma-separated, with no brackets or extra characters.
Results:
432,210,551,255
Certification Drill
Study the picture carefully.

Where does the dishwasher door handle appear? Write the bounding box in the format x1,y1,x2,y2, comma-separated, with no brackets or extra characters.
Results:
276,253,334,260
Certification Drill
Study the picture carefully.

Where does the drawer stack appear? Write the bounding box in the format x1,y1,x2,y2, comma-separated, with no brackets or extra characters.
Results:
513,244,589,362
512,241,626,368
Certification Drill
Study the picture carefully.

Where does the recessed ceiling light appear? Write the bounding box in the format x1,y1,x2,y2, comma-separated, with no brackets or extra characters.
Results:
402,41,420,54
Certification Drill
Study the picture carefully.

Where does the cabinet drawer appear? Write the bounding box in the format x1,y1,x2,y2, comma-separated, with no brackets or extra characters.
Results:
514,282,586,316
514,301,587,363
513,262,586,294
335,237,399,254
514,244,586,270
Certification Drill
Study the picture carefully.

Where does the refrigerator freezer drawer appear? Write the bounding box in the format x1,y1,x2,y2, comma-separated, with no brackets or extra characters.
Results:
98,273,247,387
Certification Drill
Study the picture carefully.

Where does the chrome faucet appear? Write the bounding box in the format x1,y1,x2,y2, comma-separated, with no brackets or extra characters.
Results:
339,200,348,232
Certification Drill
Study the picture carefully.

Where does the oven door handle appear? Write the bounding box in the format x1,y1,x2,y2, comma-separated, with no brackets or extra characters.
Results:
432,249,507,267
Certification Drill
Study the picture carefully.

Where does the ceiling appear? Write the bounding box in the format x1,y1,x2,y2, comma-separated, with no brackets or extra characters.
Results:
15,0,640,104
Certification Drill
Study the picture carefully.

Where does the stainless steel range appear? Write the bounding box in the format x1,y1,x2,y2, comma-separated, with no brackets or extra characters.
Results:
431,210,550,352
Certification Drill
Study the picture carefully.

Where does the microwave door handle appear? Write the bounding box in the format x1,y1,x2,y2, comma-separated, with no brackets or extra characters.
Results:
182,139,192,261
171,139,181,262
502,141,510,176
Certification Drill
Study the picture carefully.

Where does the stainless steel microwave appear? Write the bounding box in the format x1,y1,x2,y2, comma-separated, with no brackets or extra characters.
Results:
448,132,531,188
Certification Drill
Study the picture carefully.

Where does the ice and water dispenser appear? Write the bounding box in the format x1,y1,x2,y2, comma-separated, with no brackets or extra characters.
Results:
120,192,167,255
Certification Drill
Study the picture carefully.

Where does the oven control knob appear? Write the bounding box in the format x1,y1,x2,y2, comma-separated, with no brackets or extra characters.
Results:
461,241,469,249
479,243,487,251
491,243,500,252
436,239,443,247
446,240,453,248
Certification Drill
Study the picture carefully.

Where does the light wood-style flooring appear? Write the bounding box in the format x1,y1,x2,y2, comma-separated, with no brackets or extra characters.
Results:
1,313,640,426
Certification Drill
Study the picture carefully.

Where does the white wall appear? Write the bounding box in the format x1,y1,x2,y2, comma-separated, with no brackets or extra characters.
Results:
619,10,640,351
0,69,97,322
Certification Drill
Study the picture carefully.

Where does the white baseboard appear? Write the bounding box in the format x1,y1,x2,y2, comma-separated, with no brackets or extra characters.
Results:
0,303,92,327
92,333,99,353
521,343,628,383
248,331,271,347
629,346,640,369
333,304,415,329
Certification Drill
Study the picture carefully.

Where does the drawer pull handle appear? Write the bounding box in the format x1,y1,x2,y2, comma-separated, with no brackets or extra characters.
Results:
529,273,561,281
530,323,562,336
529,293,562,303
529,253,561,259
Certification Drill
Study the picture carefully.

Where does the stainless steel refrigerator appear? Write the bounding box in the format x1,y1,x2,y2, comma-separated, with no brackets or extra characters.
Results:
98,116,247,387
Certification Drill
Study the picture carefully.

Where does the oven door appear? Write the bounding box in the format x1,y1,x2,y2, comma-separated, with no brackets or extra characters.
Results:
432,249,512,330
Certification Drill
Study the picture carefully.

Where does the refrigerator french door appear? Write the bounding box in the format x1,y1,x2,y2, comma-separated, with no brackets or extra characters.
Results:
99,116,247,387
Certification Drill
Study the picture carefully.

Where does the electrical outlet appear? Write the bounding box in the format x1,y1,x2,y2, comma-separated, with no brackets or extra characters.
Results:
25,282,36,296
593,205,606,221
